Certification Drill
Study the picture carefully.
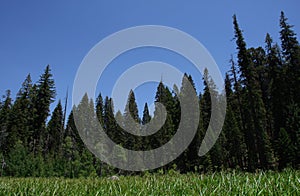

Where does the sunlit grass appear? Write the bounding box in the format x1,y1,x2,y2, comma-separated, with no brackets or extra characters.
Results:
0,169,299,195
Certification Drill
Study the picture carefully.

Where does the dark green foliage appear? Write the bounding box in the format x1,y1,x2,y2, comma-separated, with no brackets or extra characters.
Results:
0,12,299,177
223,73,247,169
123,90,140,149
264,34,284,140
233,15,275,170
285,103,300,167
142,103,151,125
200,69,226,171
103,96,118,144
6,140,31,177
0,90,12,154
276,128,294,169
96,93,104,126
46,101,63,155
32,65,56,154
6,75,33,150
64,110,84,153
153,82,175,147
279,12,300,104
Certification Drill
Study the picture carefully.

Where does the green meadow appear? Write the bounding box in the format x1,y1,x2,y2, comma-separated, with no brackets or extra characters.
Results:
0,170,299,195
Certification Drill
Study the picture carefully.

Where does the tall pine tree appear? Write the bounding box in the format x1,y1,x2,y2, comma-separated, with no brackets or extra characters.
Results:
233,15,275,170
32,65,56,154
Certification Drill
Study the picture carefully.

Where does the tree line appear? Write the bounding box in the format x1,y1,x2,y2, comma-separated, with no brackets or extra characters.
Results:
0,12,299,177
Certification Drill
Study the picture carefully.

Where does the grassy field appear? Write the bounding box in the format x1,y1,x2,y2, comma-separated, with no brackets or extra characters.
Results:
0,170,299,195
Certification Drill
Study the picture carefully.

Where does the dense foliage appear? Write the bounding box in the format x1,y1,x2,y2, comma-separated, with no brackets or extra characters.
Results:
0,12,299,177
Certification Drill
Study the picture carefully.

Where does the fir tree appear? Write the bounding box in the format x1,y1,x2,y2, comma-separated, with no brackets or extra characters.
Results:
8,75,33,147
265,34,284,139
279,11,300,104
65,109,84,153
32,65,56,154
223,75,247,168
141,103,151,151
142,103,151,125
96,93,104,126
46,100,64,155
233,15,275,170
0,90,12,154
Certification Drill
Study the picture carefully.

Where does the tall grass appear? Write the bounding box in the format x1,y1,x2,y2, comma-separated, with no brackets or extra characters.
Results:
0,169,299,195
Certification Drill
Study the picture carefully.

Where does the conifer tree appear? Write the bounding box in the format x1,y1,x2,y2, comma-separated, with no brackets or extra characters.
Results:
223,74,247,168
198,71,213,172
279,12,300,168
123,90,140,148
279,11,300,104
201,69,225,170
123,90,144,171
265,34,283,139
0,90,12,154
142,103,151,125
233,15,275,170
96,93,104,126
178,74,200,172
228,57,245,134
65,109,84,152
63,109,85,177
46,101,64,155
139,102,153,167
141,103,151,151
32,65,56,154
103,97,117,143
152,83,175,171
6,75,33,150
285,103,300,168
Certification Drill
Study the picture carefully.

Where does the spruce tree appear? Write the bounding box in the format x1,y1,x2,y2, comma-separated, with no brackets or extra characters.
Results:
279,11,300,104
152,82,175,171
141,103,151,151
142,103,151,125
223,74,247,169
178,74,201,172
198,75,212,172
228,57,245,134
102,96,119,173
123,90,140,148
123,90,143,171
63,109,84,177
46,100,64,155
32,65,56,154
65,109,84,152
265,34,284,139
0,90,12,154
201,69,225,170
96,93,104,126
103,96,117,144
279,12,300,168
233,15,275,170
8,75,33,147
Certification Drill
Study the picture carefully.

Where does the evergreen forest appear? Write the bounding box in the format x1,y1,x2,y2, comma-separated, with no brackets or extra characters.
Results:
0,12,299,177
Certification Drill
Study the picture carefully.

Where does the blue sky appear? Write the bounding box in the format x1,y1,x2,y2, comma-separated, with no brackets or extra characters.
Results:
0,0,299,116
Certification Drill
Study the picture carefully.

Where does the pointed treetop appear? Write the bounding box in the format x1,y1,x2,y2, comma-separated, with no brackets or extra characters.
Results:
265,33,273,51
279,11,299,59
142,102,151,125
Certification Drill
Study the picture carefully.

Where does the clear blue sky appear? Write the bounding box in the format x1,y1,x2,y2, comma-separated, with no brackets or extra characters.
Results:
0,0,299,116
